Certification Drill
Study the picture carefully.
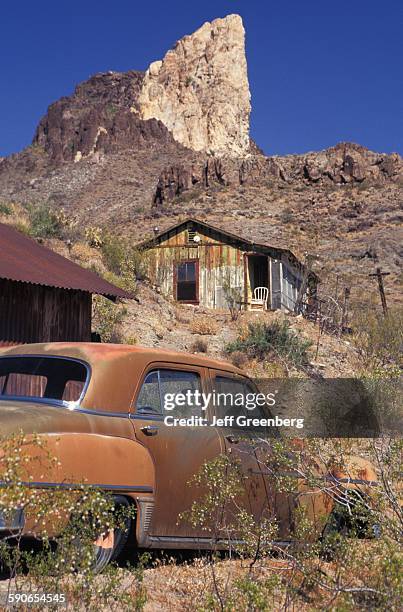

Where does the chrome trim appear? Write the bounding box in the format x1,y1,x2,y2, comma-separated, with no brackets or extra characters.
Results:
73,407,130,418
0,481,153,493
0,354,92,408
0,507,25,532
0,401,129,418
148,535,291,547
130,414,164,422
135,498,155,547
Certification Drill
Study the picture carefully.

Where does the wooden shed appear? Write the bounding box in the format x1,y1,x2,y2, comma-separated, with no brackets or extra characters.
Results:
0,223,131,346
138,218,318,313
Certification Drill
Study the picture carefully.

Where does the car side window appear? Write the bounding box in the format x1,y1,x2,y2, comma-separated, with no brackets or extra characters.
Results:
136,371,162,415
159,370,202,418
136,369,202,418
213,376,266,423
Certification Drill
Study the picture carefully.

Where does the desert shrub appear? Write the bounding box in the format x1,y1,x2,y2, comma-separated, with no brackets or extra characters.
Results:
279,207,295,223
222,275,243,321
10,220,31,235
175,190,196,204
92,295,127,343
175,308,191,324
100,233,126,274
190,338,208,353
71,242,99,266
100,233,148,292
183,438,403,611
190,316,219,335
353,306,403,370
0,202,12,215
0,432,148,610
228,350,248,369
226,320,312,368
27,204,76,240
125,336,138,345
85,225,104,248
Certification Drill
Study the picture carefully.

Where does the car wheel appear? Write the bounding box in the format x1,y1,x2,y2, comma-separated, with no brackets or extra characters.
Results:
91,495,134,573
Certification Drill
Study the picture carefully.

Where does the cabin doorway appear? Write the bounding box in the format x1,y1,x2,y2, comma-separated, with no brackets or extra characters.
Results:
247,255,269,306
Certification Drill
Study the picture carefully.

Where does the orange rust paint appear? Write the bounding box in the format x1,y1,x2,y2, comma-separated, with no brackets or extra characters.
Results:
0,342,377,550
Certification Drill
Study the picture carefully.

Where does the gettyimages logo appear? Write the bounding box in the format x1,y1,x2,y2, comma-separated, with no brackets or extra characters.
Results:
157,378,400,437
162,388,305,430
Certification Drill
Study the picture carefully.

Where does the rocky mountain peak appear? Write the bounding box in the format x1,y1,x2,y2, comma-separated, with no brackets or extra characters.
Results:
138,14,251,156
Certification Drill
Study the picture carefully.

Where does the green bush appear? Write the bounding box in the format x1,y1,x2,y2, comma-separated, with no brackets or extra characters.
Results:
0,432,148,610
28,204,65,239
92,296,127,343
0,202,12,215
226,320,312,368
353,306,403,370
100,233,126,274
100,233,148,292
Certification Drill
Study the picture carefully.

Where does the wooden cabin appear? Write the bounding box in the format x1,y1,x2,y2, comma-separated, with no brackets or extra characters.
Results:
0,223,131,346
138,218,318,312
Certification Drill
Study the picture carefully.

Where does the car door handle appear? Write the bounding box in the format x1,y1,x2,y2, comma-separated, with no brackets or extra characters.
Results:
226,435,240,444
140,425,159,436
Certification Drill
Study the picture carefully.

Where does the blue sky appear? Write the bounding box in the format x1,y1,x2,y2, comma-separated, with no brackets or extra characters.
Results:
1,0,402,157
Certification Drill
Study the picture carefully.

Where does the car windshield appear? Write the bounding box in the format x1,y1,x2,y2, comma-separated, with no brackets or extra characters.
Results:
0,356,89,405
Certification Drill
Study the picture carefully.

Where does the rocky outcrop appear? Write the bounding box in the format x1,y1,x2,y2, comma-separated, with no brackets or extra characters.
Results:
138,15,251,156
13,14,251,166
152,143,403,204
32,71,183,164
293,143,403,184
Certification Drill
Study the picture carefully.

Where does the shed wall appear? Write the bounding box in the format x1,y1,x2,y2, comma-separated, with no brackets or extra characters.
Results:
0,279,92,346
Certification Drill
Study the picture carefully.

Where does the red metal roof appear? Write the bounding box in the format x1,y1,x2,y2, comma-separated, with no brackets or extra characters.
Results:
0,223,132,299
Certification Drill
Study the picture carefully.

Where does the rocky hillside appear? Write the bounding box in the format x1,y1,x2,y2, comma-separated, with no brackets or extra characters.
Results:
0,14,401,306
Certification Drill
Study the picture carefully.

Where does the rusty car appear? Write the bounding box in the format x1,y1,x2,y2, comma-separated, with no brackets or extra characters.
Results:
0,343,378,571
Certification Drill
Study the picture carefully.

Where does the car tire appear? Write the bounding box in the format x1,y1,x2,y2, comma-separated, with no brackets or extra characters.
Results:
91,495,133,573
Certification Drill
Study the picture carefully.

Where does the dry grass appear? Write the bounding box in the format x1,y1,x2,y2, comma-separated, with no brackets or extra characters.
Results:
175,308,191,325
190,338,208,353
190,316,219,335
228,350,249,369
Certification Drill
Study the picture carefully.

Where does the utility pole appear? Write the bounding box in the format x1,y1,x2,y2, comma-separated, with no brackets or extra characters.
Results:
369,268,390,316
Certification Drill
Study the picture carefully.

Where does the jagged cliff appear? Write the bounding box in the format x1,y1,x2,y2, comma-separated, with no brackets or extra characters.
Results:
4,14,250,170
138,14,251,156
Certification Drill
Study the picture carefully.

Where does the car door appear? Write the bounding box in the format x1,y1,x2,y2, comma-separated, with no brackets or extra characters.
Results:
131,363,224,541
208,370,268,525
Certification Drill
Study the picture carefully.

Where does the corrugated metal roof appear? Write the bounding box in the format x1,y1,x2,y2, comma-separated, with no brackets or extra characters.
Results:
137,217,289,251
0,223,132,299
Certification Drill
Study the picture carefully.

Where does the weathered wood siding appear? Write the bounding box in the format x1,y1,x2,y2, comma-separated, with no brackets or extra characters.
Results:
146,227,245,309
145,225,305,311
0,279,92,346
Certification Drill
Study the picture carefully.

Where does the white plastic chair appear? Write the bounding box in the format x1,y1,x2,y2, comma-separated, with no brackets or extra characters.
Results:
250,287,269,311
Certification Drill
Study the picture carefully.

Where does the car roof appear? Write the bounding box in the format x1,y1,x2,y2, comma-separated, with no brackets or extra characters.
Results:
0,342,244,373
0,342,247,412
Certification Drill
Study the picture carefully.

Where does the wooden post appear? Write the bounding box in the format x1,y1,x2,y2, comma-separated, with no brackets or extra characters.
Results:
334,274,339,302
369,268,390,316
341,287,350,331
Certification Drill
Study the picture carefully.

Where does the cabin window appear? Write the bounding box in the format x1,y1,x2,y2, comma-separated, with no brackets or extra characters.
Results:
174,259,199,303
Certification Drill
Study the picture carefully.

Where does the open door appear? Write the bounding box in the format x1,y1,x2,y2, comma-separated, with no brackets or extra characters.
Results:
247,255,269,308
